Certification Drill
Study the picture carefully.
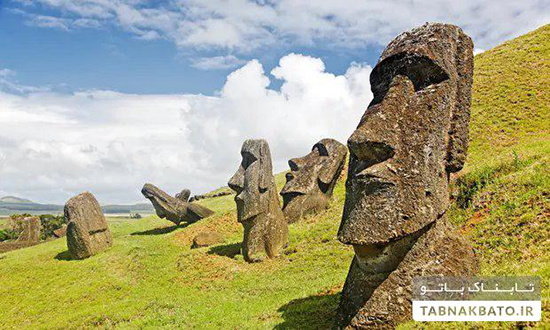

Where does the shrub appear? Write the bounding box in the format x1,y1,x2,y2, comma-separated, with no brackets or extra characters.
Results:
39,214,67,240
0,229,18,242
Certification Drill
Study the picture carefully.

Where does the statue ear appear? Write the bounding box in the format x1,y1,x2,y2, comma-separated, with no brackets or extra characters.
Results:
318,143,347,185
446,30,474,173
318,159,340,185
258,141,273,191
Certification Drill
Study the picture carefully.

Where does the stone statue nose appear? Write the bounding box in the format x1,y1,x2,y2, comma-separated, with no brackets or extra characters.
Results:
348,131,395,166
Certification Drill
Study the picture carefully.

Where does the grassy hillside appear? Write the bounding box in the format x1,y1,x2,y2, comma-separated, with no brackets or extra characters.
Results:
0,25,548,329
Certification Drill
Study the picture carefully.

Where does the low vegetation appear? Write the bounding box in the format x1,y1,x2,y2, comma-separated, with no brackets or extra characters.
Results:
0,25,548,328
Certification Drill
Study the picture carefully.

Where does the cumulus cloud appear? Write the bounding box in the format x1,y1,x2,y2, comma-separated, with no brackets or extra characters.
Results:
11,0,550,54
0,55,372,204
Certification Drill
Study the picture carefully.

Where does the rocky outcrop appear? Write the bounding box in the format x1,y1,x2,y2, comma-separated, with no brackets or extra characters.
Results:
53,225,67,238
189,191,233,202
141,184,214,225
280,138,347,223
335,23,478,328
16,216,41,243
65,192,113,260
228,139,288,262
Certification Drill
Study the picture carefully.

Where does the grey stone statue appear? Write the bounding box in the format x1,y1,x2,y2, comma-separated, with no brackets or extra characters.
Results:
228,139,288,262
335,23,479,328
141,184,214,225
65,192,113,259
280,138,347,223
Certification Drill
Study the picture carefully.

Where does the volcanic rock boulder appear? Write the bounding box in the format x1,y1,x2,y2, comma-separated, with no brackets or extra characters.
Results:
16,216,41,243
141,184,214,225
280,138,347,223
335,23,479,329
192,231,223,248
228,139,288,262
53,225,67,238
65,192,113,259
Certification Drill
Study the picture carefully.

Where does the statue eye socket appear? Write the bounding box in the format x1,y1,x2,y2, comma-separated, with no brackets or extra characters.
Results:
370,54,449,106
241,152,257,170
313,144,329,156
348,140,394,169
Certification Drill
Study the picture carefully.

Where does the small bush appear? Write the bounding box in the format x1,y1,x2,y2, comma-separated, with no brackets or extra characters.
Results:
0,229,18,242
39,214,67,240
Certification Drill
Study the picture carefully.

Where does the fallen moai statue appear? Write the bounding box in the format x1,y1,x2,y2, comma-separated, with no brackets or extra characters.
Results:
141,184,214,225
228,139,288,262
65,192,113,259
335,23,479,328
280,138,347,223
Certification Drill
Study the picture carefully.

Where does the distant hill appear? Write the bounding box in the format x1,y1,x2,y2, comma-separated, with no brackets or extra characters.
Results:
0,196,34,204
0,196,154,215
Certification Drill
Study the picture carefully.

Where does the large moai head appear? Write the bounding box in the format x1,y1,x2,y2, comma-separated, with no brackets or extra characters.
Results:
335,23,475,328
280,138,347,223
228,139,276,222
228,139,288,262
338,23,473,247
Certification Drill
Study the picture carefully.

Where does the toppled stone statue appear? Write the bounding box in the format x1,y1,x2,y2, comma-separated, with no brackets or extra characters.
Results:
335,23,479,328
141,184,214,225
65,192,113,259
280,138,347,223
228,139,288,262
16,216,42,243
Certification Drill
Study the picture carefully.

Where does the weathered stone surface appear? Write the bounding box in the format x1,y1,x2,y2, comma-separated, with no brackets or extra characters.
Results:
65,192,113,259
53,225,67,238
141,184,215,225
335,23,478,328
16,216,41,243
280,138,347,223
228,139,288,262
175,189,191,202
192,231,223,248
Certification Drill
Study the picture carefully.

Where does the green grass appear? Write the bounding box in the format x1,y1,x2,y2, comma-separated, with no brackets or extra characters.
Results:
0,25,549,329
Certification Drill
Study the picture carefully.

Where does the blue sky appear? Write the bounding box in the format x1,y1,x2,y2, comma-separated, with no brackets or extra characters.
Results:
0,1,382,95
0,0,548,204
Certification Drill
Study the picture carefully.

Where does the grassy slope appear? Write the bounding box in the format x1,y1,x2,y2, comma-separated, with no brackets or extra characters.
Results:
0,25,548,329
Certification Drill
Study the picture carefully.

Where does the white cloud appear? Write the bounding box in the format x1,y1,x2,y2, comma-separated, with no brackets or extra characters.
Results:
474,48,486,55
191,55,247,70
0,55,372,204
11,0,550,54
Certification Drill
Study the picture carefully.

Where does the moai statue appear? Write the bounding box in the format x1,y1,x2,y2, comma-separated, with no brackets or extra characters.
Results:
65,192,113,259
335,23,479,328
280,138,347,223
228,139,288,262
141,184,214,225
